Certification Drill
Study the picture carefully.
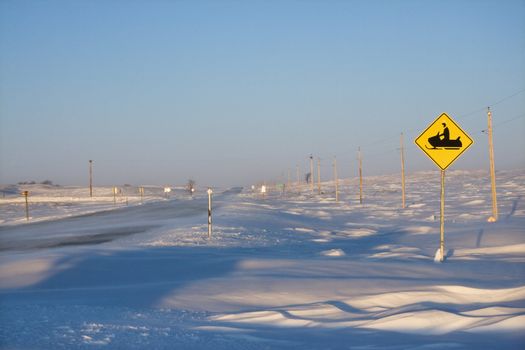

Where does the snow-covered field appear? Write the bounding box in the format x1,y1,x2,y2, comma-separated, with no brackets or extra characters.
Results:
1,169,524,349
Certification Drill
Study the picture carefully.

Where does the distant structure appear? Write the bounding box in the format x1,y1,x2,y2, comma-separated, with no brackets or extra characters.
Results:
186,179,196,195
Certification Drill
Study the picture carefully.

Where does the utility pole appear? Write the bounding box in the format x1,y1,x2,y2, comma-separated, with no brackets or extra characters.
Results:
296,164,300,192
487,107,498,221
333,157,339,202
89,160,93,198
358,147,363,204
309,155,314,193
139,186,144,203
400,132,406,209
287,169,291,194
317,157,321,195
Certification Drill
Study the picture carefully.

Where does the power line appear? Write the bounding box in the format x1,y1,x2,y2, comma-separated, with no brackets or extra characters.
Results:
361,134,398,148
366,148,397,159
491,88,525,107
458,88,525,121
494,112,525,128
286,88,525,177
481,112,525,133
366,88,525,149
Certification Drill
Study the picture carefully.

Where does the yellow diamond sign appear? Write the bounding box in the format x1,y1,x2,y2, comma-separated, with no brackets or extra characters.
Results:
415,113,473,170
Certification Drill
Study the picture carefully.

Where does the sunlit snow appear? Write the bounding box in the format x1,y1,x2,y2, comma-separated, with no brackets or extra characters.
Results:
1,169,524,349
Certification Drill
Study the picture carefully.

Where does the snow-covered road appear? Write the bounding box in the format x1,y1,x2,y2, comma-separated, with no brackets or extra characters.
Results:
0,188,241,251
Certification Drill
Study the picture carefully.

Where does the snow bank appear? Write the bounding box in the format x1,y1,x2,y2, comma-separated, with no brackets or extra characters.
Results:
1,170,524,349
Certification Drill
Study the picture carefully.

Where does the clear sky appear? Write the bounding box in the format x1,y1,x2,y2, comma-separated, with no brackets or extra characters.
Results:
1,0,524,187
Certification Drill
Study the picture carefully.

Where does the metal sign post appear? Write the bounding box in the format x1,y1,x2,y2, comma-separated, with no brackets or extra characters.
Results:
207,188,213,239
440,169,445,262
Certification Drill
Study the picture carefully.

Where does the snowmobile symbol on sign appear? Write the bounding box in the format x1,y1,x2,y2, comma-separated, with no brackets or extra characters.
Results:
426,122,462,150
415,113,473,170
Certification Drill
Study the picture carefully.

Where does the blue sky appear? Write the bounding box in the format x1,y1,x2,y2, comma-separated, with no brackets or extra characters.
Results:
1,0,524,187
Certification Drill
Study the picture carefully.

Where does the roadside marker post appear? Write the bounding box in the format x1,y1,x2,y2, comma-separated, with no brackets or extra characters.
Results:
113,187,118,204
22,191,29,221
415,112,473,262
207,188,213,239
261,184,267,200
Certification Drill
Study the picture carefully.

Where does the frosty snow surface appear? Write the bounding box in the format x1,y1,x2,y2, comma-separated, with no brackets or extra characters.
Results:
1,169,524,349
